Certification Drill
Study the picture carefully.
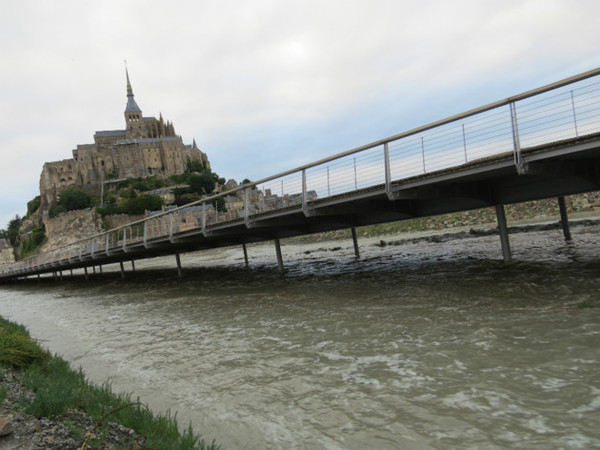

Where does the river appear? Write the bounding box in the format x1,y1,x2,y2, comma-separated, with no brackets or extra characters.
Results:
1,222,599,449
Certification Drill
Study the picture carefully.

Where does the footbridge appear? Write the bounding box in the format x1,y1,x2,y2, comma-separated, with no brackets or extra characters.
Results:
3,68,600,280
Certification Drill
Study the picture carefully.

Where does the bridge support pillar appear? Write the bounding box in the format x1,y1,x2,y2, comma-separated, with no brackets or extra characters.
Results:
70,269,73,276
176,253,182,277
84,267,89,280
274,238,284,273
495,205,512,263
92,266,96,275
99,265,103,274
351,227,360,259
59,271,63,281
131,260,136,272
242,244,249,269
558,196,572,241
120,262,125,279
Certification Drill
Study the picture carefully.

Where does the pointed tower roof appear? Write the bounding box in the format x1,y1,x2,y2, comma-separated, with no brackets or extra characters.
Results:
125,66,142,113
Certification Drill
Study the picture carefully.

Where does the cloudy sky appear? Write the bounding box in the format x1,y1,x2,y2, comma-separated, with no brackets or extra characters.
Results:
1,0,599,228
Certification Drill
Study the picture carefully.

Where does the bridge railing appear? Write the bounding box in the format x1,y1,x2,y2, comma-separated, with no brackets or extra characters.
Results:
3,68,600,278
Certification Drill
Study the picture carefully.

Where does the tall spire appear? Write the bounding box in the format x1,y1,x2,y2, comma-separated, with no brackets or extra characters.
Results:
124,62,142,113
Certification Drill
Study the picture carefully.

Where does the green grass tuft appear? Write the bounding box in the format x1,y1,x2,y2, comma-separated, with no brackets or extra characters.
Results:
0,317,48,368
20,356,220,448
1,315,220,449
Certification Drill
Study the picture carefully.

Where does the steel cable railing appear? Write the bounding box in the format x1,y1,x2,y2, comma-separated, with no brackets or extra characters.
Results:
3,69,600,279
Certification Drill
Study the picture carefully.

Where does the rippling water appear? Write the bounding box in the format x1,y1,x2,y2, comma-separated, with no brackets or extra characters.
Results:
1,225,599,449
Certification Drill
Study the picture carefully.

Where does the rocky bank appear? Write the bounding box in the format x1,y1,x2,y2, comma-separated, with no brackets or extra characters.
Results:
0,368,145,449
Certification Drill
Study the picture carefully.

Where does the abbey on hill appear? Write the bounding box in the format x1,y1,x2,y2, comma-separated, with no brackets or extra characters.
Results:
39,69,210,215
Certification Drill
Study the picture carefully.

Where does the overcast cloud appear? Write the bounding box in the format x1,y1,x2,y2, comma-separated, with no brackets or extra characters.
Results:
1,0,599,228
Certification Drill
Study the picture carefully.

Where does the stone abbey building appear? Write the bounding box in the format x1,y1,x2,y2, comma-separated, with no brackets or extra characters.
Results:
39,69,210,213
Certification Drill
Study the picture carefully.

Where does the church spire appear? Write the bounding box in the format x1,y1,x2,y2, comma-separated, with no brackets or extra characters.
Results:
125,63,142,113
124,63,145,138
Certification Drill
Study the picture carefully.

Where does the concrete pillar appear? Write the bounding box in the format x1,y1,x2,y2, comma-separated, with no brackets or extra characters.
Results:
176,253,182,278
99,265,103,274
351,227,360,259
120,261,125,279
92,266,96,275
84,266,89,280
495,204,512,263
557,196,572,241
131,260,136,272
243,244,250,269
274,238,284,273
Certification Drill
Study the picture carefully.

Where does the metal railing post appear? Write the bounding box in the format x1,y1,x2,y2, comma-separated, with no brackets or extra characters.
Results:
244,188,251,227
570,90,579,137
384,142,393,199
302,169,310,216
510,102,527,174
462,123,468,163
122,227,127,252
169,215,174,242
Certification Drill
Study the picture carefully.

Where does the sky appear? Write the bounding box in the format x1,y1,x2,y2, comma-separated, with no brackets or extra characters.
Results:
1,0,599,229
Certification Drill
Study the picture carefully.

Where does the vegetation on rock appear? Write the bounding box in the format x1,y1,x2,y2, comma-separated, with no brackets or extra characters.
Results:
49,186,93,218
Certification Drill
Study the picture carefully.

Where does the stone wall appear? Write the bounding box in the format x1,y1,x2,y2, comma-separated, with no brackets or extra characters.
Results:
0,239,14,265
103,213,144,231
41,210,105,252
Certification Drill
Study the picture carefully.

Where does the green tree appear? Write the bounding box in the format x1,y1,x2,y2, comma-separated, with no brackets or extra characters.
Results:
21,226,46,257
6,215,22,246
26,196,41,217
48,205,67,218
189,173,216,195
186,159,206,173
121,194,163,215
57,187,92,212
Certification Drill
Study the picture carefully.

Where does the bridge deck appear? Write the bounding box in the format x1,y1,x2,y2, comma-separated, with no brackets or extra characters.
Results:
2,69,600,279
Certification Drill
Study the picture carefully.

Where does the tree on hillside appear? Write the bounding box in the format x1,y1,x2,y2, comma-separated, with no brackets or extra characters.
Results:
120,194,163,215
186,159,206,173
58,187,92,211
189,173,216,195
6,215,22,246
26,196,41,217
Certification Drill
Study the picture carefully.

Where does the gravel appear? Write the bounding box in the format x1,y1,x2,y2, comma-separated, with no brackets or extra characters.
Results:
0,367,146,450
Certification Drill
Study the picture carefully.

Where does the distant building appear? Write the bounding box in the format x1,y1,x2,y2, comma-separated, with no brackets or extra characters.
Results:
0,239,14,265
39,68,210,215
146,188,176,205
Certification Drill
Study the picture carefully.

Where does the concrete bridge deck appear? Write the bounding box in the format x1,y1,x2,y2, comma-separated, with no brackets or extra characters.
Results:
2,68,600,280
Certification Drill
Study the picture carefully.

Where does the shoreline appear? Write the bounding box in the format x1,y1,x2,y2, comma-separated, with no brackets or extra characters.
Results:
0,316,220,450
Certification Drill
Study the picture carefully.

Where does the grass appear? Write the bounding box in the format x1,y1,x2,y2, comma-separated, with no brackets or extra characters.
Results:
0,315,220,450
0,317,48,368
